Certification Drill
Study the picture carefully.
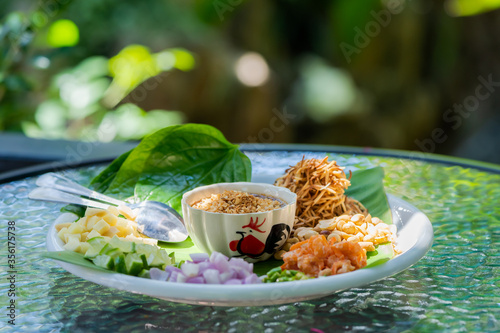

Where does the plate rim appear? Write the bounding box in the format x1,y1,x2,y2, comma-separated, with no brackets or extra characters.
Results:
46,193,433,306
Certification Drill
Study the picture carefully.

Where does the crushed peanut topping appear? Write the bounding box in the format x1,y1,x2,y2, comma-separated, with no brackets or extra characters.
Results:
274,213,400,260
191,190,283,214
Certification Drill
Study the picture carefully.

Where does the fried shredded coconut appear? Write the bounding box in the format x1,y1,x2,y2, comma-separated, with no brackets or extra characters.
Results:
281,234,367,277
274,157,368,229
191,190,283,214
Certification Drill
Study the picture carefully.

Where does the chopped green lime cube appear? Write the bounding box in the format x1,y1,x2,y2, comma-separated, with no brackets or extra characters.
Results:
114,254,127,274
110,235,136,253
93,254,114,270
125,253,144,276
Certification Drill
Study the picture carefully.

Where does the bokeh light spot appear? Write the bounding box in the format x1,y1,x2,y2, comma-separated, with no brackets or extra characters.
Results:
33,56,50,69
298,57,357,123
171,49,196,71
47,19,79,47
108,45,159,89
156,51,176,71
235,52,270,87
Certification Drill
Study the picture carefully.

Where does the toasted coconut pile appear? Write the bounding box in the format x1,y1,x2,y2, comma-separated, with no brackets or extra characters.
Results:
191,190,282,214
274,157,367,229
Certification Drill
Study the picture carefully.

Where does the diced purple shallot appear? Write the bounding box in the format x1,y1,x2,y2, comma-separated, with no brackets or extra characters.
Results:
210,251,229,262
175,272,187,283
197,261,215,274
189,253,209,263
243,274,261,284
229,257,253,271
169,271,179,282
203,269,221,284
210,252,231,272
150,251,261,285
149,268,169,281
181,262,200,277
165,265,182,274
234,267,251,280
186,276,205,284
219,270,236,283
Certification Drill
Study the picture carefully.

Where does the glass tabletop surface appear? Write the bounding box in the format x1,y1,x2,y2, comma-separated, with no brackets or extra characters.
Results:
1,148,499,332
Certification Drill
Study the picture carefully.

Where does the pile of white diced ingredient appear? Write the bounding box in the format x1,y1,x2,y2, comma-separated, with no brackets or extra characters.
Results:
55,205,157,254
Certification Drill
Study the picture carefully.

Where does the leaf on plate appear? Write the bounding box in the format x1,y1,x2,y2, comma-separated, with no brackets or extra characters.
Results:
90,150,132,191
345,166,392,224
42,251,112,273
158,238,201,262
88,124,252,214
60,204,86,218
253,258,284,276
364,243,394,268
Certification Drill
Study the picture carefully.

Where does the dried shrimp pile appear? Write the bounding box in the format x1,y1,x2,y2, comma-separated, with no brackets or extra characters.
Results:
281,234,367,277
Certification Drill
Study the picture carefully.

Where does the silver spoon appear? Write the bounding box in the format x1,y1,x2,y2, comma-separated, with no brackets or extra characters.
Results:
28,173,188,243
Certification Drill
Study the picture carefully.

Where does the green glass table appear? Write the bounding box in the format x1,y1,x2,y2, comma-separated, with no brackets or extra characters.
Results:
1,145,499,332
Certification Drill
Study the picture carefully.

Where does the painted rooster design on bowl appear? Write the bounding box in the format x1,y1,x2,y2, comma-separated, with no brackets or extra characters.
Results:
229,217,291,260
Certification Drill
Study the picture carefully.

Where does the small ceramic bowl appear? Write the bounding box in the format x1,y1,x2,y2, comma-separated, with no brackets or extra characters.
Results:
181,182,297,263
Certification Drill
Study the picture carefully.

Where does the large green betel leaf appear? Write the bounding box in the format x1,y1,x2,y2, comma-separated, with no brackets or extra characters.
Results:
93,124,252,214
62,124,251,216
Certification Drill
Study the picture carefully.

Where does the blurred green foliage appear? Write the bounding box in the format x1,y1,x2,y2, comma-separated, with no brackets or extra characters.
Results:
1,0,500,163
21,54,184,140
446,0,500,16
18,46,186,141
107,45,195,105
0,1,189,141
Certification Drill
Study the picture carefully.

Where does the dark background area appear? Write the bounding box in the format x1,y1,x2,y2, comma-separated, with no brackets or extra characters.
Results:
1,0,499,170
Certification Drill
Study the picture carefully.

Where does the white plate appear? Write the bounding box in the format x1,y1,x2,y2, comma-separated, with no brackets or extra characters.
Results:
46,176,433,306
